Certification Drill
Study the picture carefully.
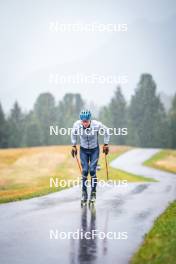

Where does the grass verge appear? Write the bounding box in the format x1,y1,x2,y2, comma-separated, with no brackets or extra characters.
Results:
144,150,176,174
131,201,176,264
0,145,155,203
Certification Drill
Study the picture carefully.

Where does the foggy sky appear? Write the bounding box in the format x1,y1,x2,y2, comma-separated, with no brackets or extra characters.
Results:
0,0,176,112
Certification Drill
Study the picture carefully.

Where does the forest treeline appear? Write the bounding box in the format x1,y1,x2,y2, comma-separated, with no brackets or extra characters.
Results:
0,73,176,148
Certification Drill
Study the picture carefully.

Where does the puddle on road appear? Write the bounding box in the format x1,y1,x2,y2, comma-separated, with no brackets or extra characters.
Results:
131,184,149,194
135,209,152,220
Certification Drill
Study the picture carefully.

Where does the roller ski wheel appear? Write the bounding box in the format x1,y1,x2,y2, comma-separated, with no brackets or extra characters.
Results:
81,200,87,207
81,191,87,207
89,191,96,207
89,200,95,207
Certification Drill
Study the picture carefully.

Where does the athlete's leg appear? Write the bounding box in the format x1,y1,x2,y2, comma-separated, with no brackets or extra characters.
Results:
89,147,100,192
80,147,89,196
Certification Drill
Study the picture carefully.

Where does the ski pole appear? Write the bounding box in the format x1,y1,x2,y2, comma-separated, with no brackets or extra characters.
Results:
75,155,82,174
105,154,109,181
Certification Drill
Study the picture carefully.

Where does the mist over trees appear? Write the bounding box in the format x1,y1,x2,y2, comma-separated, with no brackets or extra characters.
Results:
128,74,169,147
169,94,176,148
0,74,175,149
99,86,127,145
0,103,8,147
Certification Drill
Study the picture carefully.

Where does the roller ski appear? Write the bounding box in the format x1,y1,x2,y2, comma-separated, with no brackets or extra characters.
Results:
89,191,96,207
81,191,88,207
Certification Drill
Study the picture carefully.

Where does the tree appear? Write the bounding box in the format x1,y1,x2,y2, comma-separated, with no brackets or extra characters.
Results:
0,103,8,148
56,93,84,144
34,93,56,145
169,94,176,148
99,87,127,145
7,101,24,147
23,111,43,147
109,86,127,144
128,74,169,147
99,106,111,126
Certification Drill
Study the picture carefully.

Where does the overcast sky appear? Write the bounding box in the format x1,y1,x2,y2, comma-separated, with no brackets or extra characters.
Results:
0,0,176,112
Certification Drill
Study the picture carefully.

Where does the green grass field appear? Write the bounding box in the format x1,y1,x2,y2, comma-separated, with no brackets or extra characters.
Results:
131,149,176,264
0,145,155,203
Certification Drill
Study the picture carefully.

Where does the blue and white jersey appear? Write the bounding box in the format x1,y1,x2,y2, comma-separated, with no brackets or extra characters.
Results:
71,120,110,149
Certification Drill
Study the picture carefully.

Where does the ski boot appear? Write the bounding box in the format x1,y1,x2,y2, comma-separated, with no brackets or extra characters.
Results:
89,191,96,207
81,191,88,207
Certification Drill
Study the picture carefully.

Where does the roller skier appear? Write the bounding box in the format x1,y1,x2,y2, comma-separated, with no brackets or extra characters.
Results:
71,110,110,206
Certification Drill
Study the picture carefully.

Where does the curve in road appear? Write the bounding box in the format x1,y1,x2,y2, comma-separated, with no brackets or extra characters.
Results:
0,148,176,264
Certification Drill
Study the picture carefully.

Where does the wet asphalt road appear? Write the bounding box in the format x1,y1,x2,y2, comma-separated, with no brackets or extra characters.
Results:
0,148,176,264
